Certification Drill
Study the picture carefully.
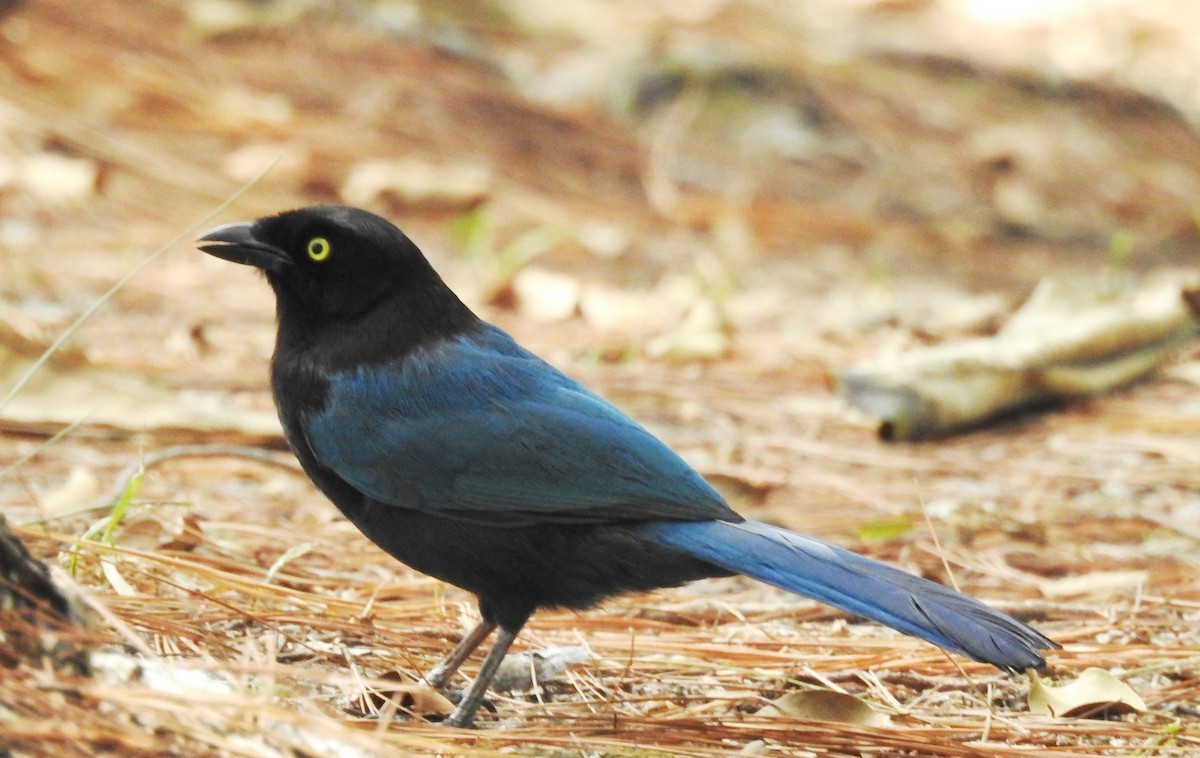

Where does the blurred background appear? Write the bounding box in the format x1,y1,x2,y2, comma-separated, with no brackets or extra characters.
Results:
2,1,1199,751
5,0,1200,490
4,0,1200,315
1,0,1198,326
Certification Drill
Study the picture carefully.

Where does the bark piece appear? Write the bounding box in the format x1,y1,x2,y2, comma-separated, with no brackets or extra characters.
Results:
838,277,1200,441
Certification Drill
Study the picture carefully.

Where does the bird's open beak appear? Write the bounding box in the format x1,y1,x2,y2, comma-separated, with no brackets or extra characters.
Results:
197,221,292,273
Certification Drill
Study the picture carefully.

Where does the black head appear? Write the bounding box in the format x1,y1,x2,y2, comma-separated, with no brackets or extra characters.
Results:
199,205,479,366
198,205,460,323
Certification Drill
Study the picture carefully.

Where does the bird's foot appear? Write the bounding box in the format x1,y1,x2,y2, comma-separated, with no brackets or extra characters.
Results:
435,687,496,727
442,707,476,729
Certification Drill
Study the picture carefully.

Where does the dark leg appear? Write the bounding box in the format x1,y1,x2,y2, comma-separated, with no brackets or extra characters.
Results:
425,618,496,690
443,625,521,728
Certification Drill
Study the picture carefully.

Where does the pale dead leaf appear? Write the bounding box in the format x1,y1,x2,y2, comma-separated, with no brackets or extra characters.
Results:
100,559,137,597
223,142,309,184
645,298,729,360
575,220,630,258
491,645,591,692
1164,360,1200,386
39,466,100,517
19,153,99,205
512,267,581,323
341,158,491,210
579,285,662,332
212,87,292,126
186,0,307,34
1028,668,1147,718
116,510,203,552
1035,570,1149,598
759,690,891,727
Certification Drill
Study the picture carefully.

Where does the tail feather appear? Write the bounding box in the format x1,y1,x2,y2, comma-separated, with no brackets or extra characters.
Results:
640,519,1056,671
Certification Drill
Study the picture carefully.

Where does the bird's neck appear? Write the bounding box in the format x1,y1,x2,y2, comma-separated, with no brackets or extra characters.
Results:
272,279,480,375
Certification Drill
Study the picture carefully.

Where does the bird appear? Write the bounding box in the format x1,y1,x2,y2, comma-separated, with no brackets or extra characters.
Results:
197,205,1057,727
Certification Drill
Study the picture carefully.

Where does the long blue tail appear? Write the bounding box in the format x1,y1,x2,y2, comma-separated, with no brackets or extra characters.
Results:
638,519,1056,671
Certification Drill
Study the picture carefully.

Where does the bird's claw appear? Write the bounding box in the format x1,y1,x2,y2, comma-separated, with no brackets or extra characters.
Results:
436,687,496,720
441,709,476,728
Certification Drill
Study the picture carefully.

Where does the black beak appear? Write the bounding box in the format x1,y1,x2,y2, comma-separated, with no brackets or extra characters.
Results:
197,221,292,273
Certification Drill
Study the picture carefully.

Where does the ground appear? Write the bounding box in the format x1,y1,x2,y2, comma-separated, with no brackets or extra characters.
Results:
1,1,1198,755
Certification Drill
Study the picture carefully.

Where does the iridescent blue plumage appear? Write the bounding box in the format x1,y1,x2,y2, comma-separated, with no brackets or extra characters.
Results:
306,324,734,525
635,519,1052,671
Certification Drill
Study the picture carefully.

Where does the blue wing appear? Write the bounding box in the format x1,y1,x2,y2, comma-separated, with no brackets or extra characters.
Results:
304,324,735,525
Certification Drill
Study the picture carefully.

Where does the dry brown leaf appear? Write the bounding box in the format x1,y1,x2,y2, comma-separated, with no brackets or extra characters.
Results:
364,671,455,719
1028,668,1147,718
759,690,891,727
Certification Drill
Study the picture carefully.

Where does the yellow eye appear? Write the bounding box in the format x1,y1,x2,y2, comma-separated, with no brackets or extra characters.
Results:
307,236,331,262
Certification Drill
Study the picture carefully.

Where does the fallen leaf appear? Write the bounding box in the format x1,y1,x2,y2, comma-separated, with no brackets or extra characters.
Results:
511,267,581,323
575,220,630,258
645,298,729,360
211,86,293,127
39,467,100,517
186,0,307,34
223,142,309,184
116,510,204,553
341,158,491,210
1035,570,1149,598
356,671,455,718
1028,668,1147,718
100,559,137,597
838,275,1200,440
759,690,890,727
19,153,99,205
491,645,591,692
579,284,666,332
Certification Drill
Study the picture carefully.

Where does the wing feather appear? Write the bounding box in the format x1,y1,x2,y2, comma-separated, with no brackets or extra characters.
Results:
304,325,733,525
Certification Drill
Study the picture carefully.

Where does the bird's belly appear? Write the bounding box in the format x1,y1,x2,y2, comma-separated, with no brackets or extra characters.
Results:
340,499,725,628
